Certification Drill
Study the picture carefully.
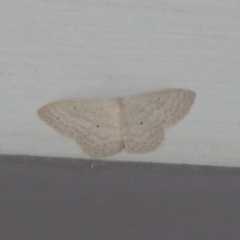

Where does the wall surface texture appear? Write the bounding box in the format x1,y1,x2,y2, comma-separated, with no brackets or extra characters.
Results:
1,0,239,166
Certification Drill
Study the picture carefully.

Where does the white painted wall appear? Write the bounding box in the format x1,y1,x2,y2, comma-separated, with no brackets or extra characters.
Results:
1,0,239,167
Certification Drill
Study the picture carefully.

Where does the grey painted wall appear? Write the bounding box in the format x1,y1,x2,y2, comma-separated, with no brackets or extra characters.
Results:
1,155,240,240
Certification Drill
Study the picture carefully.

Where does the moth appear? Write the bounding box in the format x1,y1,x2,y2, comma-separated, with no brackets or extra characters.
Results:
38,88,196,157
